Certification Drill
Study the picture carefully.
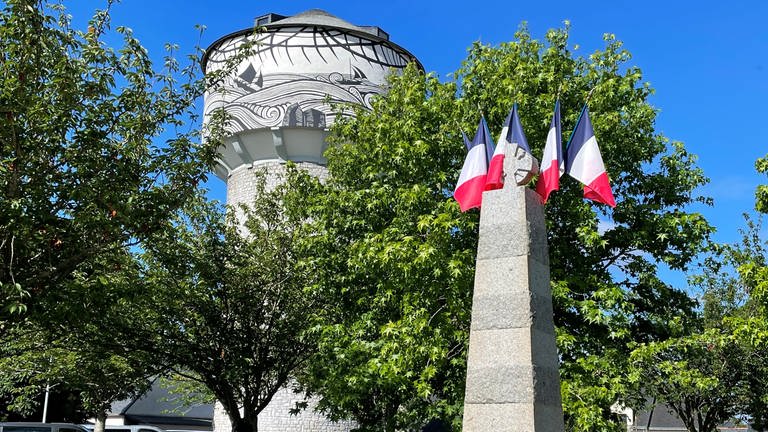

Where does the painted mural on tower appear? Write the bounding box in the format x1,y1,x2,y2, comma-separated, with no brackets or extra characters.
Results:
204,12,417,135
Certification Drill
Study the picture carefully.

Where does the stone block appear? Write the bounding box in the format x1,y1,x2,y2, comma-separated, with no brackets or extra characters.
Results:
466,328,534,367
469,290,532,330
465,327,560,375
476,188,549,265
464,363,563,405
463,402,567,432
471,256,556,336
473,256,552,299
529,328,559,364
524,189,549,267
533,403,566,432
476,189,529,260
473,256,532,297
469,293,555,333
463,403,535,432
465,365,536,404
532,365,564,407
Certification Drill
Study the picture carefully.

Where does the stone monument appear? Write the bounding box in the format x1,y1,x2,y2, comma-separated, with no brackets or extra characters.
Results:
462,146,566,431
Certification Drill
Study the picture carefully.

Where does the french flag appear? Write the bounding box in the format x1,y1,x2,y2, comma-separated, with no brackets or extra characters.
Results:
486,104,531,190
462,130,472,150
482,117,496,167
536,101,563,203
565,105,616,208
454,117,492,212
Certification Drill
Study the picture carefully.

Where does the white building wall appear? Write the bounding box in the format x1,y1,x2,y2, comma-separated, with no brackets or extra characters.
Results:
225,160,329,208
212,385,356,432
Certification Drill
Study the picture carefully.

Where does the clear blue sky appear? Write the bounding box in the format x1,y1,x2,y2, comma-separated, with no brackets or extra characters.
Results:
63,0,767,269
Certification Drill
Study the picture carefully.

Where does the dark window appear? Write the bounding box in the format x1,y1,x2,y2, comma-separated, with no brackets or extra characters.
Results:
4,427,50,432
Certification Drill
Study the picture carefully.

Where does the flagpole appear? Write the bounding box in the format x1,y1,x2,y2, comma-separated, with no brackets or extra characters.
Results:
585,87,596,104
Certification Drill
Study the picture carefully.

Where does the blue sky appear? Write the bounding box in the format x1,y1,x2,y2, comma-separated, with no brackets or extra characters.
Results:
62,1,767,269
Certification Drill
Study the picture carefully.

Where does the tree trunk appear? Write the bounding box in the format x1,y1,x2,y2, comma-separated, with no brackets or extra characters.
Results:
231,417,257,432
384,402,398,432
94,411,107,432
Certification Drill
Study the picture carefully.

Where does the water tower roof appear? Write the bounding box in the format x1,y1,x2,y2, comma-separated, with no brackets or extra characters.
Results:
267,9,385,38
202,9,421,71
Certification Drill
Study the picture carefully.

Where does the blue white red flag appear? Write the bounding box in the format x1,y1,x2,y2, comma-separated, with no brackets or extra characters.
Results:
565,105,616,207
486,104,531,190
454,117,492,212
536,100,564,203
482,117,495,166
462,130,472,151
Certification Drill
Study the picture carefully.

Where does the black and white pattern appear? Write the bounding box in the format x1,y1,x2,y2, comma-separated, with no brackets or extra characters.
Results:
204,25,414,134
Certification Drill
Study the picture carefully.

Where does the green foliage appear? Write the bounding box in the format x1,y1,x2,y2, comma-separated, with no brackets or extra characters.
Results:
755,155,768,214
719,215,768,431
0,0,240,422
722,216,768,313
0,322,153,419
628,316,768,432
139,169,321,432
0,0,222,322
292,65,473,431
293,24,713,431
158,374,216,412
632,213,768,432
629,330,744,432
730,318,768,432
0,3,723,429
0,245,160,421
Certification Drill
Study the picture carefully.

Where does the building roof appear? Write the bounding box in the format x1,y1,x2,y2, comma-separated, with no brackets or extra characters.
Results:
110,380,213,428
634,404,752,431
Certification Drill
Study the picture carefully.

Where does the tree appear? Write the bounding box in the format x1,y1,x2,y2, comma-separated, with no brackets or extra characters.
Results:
714,215,768,431
291,66,473,432
629,330,746,432
745,155,768,317
138,170,322,432
0,245,166,430
292,24,713,431
0,1,243,428
0,326,154,427
0,0,223,322
628,187,768,432
755,155,768,214
698,173,768,431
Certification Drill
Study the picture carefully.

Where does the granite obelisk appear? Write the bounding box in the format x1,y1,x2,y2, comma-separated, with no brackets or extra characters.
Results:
462,146,565,431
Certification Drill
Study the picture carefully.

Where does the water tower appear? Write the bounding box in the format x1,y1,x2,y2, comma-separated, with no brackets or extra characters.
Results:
202,9,420,432
203,9,421,209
